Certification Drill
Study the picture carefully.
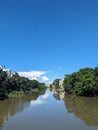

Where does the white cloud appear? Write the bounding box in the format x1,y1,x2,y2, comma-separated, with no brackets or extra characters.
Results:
41,76,49,82
18,70,49,83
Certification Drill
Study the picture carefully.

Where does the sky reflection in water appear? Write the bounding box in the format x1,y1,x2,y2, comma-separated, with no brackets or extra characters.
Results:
1,89,98,130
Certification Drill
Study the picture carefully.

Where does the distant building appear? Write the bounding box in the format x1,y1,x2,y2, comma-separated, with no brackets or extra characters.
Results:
0,65,15,77
0,65,6,70
3,69,12,77
59,79,64,89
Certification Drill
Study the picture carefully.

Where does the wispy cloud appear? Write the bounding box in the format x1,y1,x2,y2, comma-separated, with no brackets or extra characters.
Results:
41,76,49,82
18,70,49,82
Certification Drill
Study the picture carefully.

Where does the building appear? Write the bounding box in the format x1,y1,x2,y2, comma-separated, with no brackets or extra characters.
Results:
59,79,64,90
0,65,6,70
3,69,12,77
0,65,14,77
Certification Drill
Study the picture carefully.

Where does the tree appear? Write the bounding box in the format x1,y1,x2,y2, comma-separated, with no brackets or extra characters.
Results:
63,67,98,96
0,67,46,100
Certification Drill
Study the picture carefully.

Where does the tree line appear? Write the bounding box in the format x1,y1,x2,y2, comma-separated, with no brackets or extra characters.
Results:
0,69,46,99
63,66,98,96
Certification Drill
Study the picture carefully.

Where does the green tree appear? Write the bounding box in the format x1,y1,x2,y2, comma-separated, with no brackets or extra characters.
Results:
63,67,98,96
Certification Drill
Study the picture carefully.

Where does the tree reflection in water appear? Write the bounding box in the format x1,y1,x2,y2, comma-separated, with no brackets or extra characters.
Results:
0,90,45,130
64,95,98,126
53,90,98,127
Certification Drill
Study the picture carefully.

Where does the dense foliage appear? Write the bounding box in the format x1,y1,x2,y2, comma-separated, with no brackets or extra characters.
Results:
0,69,46,99
63,66,98,96
52,79,60,89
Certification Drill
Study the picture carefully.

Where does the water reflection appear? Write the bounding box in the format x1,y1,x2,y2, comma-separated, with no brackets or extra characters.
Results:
2,90,67,130
53,91,65,100
1,89,98,130
0,90,45,130
64,95,98,126
53,90,98,127
30,90,49,107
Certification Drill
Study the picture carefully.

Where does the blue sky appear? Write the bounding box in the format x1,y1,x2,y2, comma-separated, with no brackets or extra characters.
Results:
0,0,98,82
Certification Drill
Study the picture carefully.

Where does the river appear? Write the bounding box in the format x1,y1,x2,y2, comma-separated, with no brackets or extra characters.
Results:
0,89,98,130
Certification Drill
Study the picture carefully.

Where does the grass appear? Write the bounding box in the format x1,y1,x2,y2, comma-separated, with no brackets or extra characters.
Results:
8,91,24,98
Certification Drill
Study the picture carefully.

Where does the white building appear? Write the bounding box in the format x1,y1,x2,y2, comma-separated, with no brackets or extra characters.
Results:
3,69,12,77
0,65,6,70
59,79,64,89
0,65,14,77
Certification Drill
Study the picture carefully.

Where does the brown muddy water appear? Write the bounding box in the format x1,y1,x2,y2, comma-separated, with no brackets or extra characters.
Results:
0,89,98,130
